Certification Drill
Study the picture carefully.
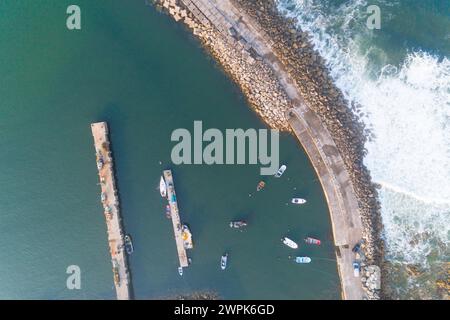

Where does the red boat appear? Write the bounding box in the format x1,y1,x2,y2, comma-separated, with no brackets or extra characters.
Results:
304,237,321,245
256,181,265,191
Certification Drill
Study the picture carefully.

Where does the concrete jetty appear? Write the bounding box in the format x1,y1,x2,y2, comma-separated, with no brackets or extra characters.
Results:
287,109,365,300
91,122,131,300
158,0,366,299
163,170,189,268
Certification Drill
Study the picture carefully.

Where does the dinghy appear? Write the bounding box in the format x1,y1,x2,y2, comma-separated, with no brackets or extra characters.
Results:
256,181,265,191
304,237,321,245
221,253,228,270
295,256,311,264
291,198,307,204
282,237,298,249
274,165,287,178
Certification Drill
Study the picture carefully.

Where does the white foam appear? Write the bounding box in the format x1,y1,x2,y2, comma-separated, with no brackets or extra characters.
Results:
277,0,450,266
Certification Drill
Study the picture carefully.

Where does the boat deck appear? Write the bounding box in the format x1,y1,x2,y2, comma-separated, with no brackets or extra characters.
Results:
91,122,131,300
163,170,189,268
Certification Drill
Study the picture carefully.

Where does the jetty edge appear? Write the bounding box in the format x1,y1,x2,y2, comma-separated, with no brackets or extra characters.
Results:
91,122,131,300
154,0,383,299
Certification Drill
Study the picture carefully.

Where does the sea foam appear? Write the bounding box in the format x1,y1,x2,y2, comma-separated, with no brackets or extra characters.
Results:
277,0,450,268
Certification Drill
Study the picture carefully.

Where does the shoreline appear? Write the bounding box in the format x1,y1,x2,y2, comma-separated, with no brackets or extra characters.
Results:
154,0,383,299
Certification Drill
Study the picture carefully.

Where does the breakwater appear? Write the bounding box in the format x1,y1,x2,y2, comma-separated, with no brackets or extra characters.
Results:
154,0,382,299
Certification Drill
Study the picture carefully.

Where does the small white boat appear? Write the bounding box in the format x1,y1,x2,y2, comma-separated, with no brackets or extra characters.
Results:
221,253,228,270
295,256,311,264
178,267,183,276
159,176,167,198
274,165,287,178
282,237,298,249
291,198,307,205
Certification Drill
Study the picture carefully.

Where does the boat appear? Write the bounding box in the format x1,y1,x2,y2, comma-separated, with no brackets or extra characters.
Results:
256,181,265,191
159,176,167,198
291,198,307,204
182,225,193,249
304,237,321,245
229,220,247,229
165,204,171,219
221,253,228,270
124,235,134,255
295,256,311,264
274,165,287,178
282,237,298,249
178,267,183,276
96,158,103,170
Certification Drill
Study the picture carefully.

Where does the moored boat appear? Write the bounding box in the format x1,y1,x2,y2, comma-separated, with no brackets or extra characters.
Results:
124,234,134,255
229,220,247,229
274,165,287,178
282,237,298,249
178,266,183,276
295,256,311,264
256,181,265,191
221,253,228,270
305,237,321,245
291,198,307,204
159,176,167,198
182,224,193,249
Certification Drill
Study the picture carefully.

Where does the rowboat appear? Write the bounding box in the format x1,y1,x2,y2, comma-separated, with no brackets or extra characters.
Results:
221,253,228,270
295,256,311,264
291,198,307,204
229,220,247,229
282,237,298,249
256,181,265,191
304,237,321,245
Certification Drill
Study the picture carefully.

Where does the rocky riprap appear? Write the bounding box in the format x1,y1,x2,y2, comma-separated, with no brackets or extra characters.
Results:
154,0,384,299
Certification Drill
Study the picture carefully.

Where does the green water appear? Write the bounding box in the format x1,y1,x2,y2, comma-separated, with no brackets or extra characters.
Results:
0,0,339,299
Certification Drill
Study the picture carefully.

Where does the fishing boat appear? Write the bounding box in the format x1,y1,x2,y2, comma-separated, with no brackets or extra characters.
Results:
291,198,307,204
229,220,247,229
282,237,298,249
221,253,228,270
256,181,265,191
124,234,134,255
295,256,311,264
159,176,167,198
182,225,193,249
178,267,183,276
305,237,321,245
165,204,171,219
274,165,287,178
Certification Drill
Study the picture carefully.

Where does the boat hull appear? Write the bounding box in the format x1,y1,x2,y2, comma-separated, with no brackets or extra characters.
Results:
295,257,311,264
274,165,287,178
282,237,298,249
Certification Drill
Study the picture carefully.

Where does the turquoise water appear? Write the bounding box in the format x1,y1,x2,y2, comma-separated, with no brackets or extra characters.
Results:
0,1,339,299
278,0,450,298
